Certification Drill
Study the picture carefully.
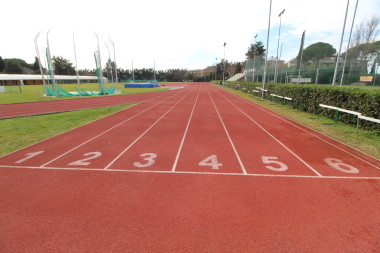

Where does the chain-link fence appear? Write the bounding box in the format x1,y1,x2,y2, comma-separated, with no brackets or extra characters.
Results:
245,55,379,85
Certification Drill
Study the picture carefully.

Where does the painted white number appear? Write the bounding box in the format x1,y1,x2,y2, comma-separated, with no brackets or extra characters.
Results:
199,155,222,170
15,151,44,164
133,153,157,168
324,158,359,174
69,152,102,166
262,156,288,172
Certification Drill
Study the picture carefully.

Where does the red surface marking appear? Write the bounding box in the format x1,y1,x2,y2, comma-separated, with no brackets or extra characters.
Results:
108,88,200,171
44,91,190,169
174,86,243,174
209,88,318,176
215,87,380,177
0,88,181,119
0,168,379,252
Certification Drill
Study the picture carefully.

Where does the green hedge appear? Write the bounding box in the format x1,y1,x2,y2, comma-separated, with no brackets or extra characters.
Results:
222,81,380,132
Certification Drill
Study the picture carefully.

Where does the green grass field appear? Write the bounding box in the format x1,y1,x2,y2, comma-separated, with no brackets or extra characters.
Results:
0,83,170,104
0,104,135,157
222,86,380,159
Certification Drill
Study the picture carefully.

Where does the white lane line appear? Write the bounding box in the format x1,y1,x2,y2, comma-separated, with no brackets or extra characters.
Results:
171,87,200,172
104,90,193,170
39,91,186,168
207,88,247,175
215,89,322,177
218,87,380,170
1,164,379,180
0,92,175,159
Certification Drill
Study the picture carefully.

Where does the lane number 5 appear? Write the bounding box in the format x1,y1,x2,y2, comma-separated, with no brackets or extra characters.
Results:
262,156,288,172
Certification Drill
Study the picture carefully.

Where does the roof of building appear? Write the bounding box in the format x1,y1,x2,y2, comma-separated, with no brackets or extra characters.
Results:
0,74,106,81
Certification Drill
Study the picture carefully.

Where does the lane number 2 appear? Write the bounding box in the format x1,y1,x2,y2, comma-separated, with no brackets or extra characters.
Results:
199,155,222,170
68,152,102,166
261,156,288,171
133,153,157,168
15,151,44,164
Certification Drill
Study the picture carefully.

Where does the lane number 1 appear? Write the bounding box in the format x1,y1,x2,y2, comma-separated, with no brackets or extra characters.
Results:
15,151,45,164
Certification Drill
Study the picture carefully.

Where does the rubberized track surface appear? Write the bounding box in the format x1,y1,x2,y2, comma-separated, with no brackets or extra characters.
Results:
0,88,179,119
0,83,379,252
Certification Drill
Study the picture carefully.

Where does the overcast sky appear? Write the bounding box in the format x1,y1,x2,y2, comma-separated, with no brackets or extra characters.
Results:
1,0,379,71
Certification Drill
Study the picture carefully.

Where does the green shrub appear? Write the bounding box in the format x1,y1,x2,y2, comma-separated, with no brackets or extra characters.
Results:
222,81,380,132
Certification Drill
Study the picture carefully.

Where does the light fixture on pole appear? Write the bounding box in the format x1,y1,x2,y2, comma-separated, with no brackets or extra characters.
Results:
262,0,272,98
274,9,285,83
222,42,226,83
34,32,46,91
332,0,350,86
109,37,118,92
340,0,359,87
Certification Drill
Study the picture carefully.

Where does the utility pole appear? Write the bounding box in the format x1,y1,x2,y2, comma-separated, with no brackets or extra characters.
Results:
274,9,285,83
332,0,350,86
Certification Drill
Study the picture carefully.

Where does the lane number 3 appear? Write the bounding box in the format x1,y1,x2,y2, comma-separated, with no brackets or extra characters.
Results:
133,153,157,168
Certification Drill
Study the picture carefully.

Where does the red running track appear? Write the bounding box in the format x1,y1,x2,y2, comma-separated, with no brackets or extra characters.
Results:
0,83,379,252
0,86,186,119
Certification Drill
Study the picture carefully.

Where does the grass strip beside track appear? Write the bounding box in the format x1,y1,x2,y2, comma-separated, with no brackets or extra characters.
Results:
0,104,135,156
0,83,169,104
221,86,380,159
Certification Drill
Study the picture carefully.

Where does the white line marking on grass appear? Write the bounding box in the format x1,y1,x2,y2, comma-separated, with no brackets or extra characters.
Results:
171,88,200,172
216,89,322,177
104,91,192,170
39,91,185,168
207,88,247,175
1,164,379,180
220,87,380,170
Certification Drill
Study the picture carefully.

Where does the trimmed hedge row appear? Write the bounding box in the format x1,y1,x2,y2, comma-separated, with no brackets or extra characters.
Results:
222,81,380,132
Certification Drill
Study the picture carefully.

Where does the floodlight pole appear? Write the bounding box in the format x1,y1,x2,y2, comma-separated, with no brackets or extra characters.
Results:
34,32,47,92
109,37,118,92
222,42,226,83
340,0,359,87
73,32,80,86
94,33,104,91
215,58,218,80
262,0,272,98
274,9,285,83
153,61,157,83
332,0,350,86
253,34,258,82
105,43,114,85
132,60,135,82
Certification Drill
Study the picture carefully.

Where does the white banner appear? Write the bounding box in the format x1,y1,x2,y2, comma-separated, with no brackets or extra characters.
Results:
0,86,4,93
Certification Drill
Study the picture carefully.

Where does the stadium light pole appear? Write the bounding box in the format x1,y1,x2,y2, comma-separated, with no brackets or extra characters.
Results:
46,29,57,94
332,0,350,86
340,0,359,87
94,33,104,91
222,42,226,83
105,43,114,85
73,32,80,86
109,37,118,92
34,32,47,92
274,9,285,83
252,34,258,82
215,58,218,80
262,0,272,98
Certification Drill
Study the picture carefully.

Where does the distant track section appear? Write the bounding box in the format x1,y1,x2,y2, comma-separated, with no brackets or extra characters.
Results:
0,89,181,119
